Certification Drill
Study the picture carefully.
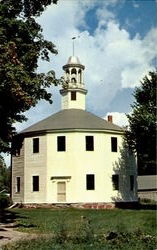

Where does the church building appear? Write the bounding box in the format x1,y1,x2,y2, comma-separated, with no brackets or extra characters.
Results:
11,55,137,208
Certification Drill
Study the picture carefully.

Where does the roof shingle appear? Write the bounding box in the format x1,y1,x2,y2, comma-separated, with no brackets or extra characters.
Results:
21,109,123,134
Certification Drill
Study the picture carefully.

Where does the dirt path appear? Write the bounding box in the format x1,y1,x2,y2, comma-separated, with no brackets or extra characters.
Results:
0,223,34,248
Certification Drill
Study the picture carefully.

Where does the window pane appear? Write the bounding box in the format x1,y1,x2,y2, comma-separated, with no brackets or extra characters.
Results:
130,175,134,191
33,176,39,191
112,175,119,190
86,174,95,190
71,91,76,100
86,136,94,151
57,136,66,151
16,177,20,193
111,137,117,152
33,138,39,153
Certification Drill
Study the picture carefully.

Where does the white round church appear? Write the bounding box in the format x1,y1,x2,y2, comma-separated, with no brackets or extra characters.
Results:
12,55,137,208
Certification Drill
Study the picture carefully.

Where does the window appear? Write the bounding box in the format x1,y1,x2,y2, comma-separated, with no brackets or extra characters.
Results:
86,174,95,190
130,175,134,191
111,137,117,152
112,175,119,190
16,177,20,193
71,91,76,100
86,136,94,151
71,68,76,74
78,69,82,83
57,136,66,151
71,78,76,83
33,138,39,153
33,176,39,191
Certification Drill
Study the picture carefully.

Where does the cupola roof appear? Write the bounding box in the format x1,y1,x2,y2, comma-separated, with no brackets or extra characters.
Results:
67,56,81,64
63,56,85,70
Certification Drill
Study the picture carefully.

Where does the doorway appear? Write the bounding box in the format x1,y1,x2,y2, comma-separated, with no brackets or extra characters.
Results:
57,181,66,202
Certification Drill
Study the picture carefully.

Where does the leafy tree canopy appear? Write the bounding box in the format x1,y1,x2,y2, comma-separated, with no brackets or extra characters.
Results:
126,71,156,175
0,0,60,153
0,155,11,193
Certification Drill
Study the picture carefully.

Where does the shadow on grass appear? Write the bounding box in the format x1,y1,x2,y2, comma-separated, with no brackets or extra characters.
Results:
138,203,156,210
0,209,27,225
115,202,156,210
0,209,37,229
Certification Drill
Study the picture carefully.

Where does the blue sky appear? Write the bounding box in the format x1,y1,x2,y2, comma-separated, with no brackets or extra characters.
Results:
3,0,157,165
80,0,157,39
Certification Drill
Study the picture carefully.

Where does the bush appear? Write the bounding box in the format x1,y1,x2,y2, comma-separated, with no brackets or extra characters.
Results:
53,221,69,244
0,193,10,210
74,220,94,244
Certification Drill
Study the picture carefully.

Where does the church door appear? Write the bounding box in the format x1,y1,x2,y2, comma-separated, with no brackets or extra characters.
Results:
57,182,66,202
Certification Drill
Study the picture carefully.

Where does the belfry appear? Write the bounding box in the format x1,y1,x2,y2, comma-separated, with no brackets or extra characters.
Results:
60,55,87,110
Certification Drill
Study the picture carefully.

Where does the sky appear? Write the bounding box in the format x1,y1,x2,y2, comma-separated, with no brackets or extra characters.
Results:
3,0,157,165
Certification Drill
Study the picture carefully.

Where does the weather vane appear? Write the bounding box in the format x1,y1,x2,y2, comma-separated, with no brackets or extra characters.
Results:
72,36,80,56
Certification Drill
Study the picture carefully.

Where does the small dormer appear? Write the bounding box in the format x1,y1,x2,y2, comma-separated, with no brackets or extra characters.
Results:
60,56,87,110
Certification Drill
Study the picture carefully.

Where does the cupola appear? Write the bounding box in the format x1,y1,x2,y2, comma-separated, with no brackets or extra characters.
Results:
60,55,87,110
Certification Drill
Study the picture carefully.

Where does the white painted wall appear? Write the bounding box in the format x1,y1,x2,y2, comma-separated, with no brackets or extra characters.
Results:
15,131,137,204
24,135,47,203
28,132,137,203
61,91,86,110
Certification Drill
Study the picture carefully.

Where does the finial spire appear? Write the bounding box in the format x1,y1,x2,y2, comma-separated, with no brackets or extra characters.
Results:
72,37,76,56
72,36,80,56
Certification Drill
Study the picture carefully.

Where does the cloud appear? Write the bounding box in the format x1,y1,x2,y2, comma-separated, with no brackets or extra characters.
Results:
132,0,139,8
104,112,129,127
96,6,115,28
3,0,157,166
15,0,157,127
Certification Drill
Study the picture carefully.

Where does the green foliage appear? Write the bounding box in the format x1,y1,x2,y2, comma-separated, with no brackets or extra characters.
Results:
2,208,157,249
11,208,157,236
0,0,60,153
53,221,69,244
3,219,157,250
73,219,94,244
125,71,156,175
0,193,10,210
0,155,11,192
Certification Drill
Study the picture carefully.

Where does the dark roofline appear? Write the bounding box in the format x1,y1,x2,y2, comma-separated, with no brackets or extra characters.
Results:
63,64,85,70
20,127,125,137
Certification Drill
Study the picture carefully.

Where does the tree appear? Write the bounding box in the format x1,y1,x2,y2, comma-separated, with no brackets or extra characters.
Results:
126,71,156,175
0,155,11,192
0,0,61,153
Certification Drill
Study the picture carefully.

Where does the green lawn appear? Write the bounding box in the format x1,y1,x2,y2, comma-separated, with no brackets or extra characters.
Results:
3,208,157,250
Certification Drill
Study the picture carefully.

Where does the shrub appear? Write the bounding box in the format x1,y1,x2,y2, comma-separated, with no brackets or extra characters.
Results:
0,193,10,210
53,221,69,244
73,220,94,244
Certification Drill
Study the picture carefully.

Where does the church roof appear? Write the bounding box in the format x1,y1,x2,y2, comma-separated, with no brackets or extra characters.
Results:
21,109,123,135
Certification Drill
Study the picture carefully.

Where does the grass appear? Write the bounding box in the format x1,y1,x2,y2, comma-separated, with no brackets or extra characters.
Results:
2,208,157,250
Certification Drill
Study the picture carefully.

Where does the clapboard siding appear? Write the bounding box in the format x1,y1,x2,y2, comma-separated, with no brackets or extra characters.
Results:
12,142,24,203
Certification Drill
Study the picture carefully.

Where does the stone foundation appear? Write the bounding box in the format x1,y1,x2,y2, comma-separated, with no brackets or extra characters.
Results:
13,202,139,209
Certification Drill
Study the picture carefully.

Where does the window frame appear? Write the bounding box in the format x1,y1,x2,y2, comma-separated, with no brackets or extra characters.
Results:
71,91,76,101
111,137,117,152
57,136,66,152
33,138,39,153
32,176,39,192
16,176,20,193
130,175,134,191
86,174,95,190
86,136,94,151
112,174,119,190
